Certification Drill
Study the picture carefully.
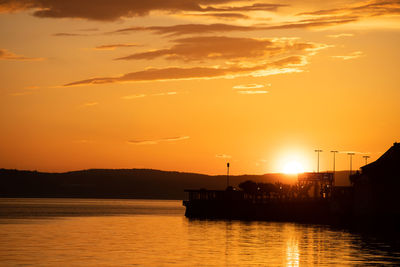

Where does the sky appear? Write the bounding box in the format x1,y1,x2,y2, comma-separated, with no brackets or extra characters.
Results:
0,0,399,175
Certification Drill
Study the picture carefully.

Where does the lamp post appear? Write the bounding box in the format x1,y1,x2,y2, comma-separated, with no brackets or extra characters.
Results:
347,152,355,176
330,151,338,173
315,149,323,173
226,162,230,188
363,155,370,165
330,150,338,186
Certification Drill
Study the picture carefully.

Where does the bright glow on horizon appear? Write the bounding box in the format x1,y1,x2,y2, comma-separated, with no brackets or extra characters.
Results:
283,161,304,174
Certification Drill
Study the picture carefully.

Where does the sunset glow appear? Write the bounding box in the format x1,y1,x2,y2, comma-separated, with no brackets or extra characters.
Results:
283,161,304,175
0,0,399,174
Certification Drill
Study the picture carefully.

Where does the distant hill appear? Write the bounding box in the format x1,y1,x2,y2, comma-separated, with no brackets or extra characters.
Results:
0,168,351,200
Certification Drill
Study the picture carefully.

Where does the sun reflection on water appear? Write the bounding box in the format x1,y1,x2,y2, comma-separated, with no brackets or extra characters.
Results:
286,238,300,267
1,199,400,266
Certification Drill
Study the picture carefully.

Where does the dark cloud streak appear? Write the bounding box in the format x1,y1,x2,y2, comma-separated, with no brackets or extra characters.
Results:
64,55,305,86
114,36,316,62
95,43,138,50
0,48,43,61
298,0,400,18
109,16,357,37
0,0,284,21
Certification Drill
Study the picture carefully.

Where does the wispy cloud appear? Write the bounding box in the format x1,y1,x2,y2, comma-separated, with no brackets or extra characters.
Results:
109,16,359,37
121,92,177,100
152,92,177,96
81,102,99,107
110,23,259,36
64,55,308,86
233,83,269,89
121,94,146,100
95,43,138,50
128,136,190,145
52,33,87,37
327,33,354,38
0,48,44,61
298,0,400,18
331,51,363,60
115,36,320,62
188,12,250,20
216,154,232,159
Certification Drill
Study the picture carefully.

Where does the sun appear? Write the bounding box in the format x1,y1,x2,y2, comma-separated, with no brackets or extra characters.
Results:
283,161,304,174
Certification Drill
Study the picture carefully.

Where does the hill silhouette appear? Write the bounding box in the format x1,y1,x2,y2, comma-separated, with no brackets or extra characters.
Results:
0,168,351,199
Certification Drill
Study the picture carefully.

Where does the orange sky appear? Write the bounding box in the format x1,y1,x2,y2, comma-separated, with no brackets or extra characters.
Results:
0,0,399,174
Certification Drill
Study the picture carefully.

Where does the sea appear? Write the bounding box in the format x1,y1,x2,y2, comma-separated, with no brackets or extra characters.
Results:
1,198,400,266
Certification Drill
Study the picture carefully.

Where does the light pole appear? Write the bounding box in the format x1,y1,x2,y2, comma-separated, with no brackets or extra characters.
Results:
347,152,355,176
315,149,323,173
226,162,230,188
330,150,338,186
330,151,338,173
363,155,370,165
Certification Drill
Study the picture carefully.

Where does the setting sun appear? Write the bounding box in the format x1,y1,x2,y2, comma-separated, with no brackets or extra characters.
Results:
283,161,304,174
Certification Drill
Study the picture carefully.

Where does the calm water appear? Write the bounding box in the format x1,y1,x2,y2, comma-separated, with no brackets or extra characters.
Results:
1,198,400,266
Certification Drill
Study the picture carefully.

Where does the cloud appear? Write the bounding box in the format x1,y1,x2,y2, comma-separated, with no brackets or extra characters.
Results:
298,0,400,23
128,136,190,145
64,55,307,86
95,43,138,50
216,154,232,159
263,16,358,30
237,90,268,94
81,102,99,107
52,33,87,37
0,48,43,61
109,17,357,37
0,0,284,21
115,36,318,62
121,92,177,99
188,12,250,20
331,51,363,60
202,3,286,12
327,33,354,38
184,3,286,20
109,23,257,36
232,83,267,89
121,94,146,100
152,91,177,96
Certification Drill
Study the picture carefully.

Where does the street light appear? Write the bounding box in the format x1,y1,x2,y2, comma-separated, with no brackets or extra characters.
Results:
330,151,338,173
363,155,370,165
315,149,323,173
226,162,230,188
347,152,355,176
330,150,338,186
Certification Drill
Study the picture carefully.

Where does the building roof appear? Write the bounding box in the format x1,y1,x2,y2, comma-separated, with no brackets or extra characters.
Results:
361,142,400,173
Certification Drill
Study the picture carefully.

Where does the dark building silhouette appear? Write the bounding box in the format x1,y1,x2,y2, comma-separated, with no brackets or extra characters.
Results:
184,143,400,231
351,142,400,222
